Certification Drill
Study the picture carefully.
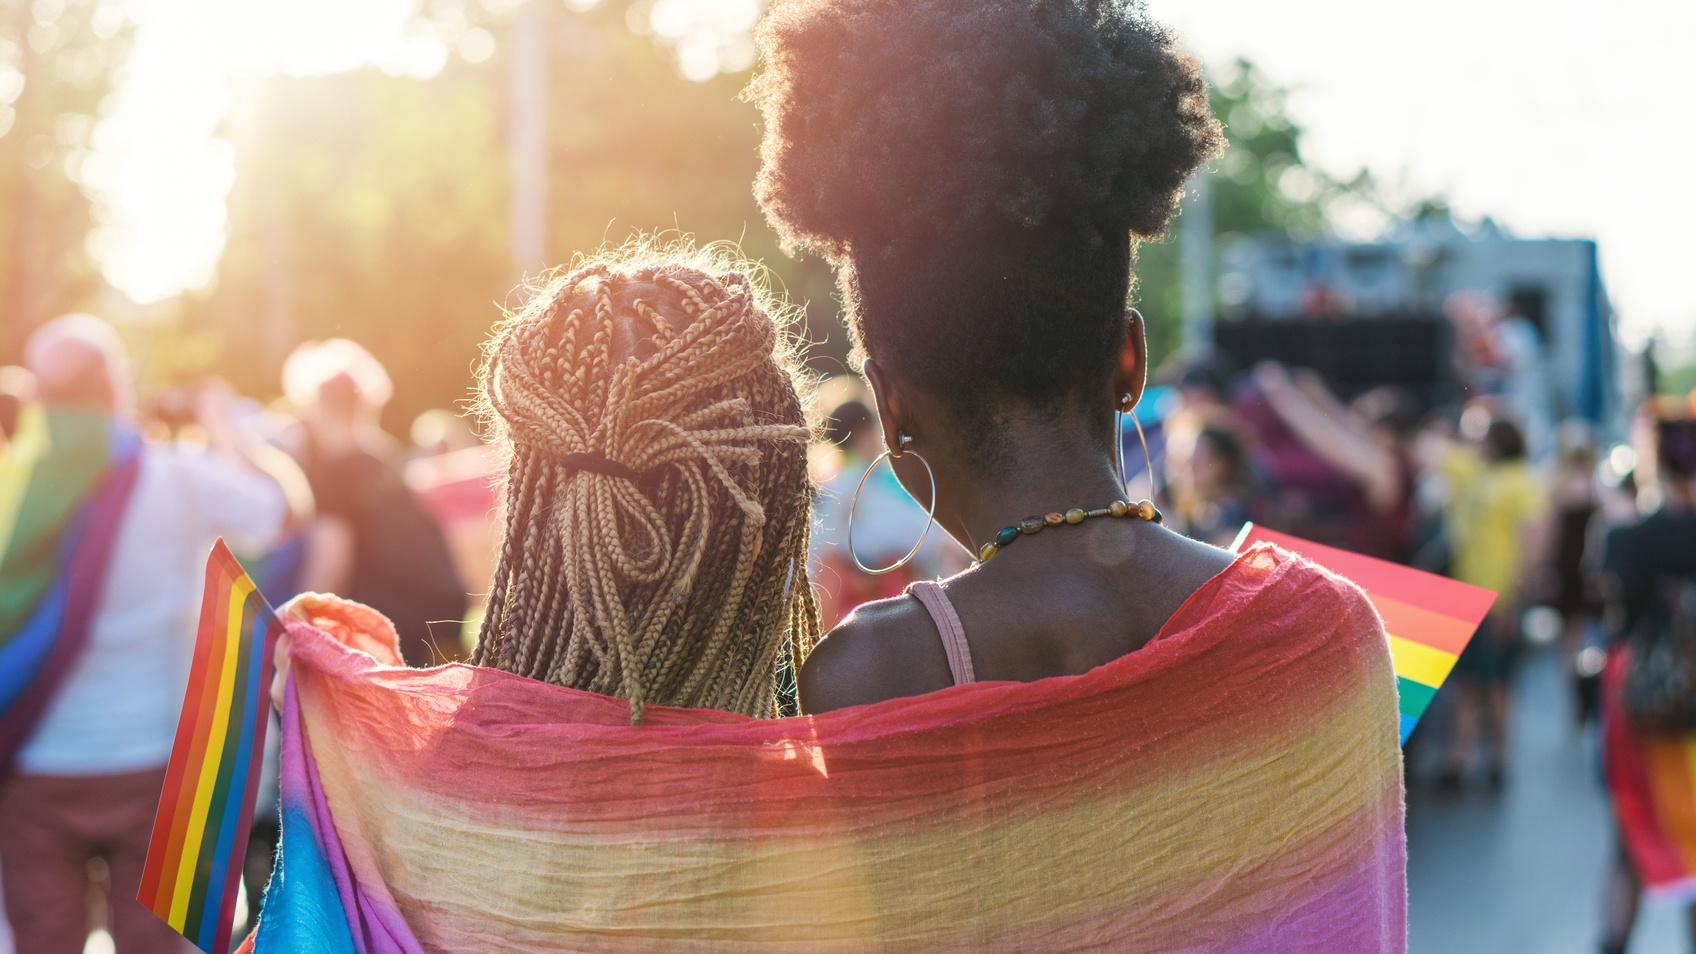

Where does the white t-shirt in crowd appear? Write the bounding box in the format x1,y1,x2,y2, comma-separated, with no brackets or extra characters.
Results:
17,443,286,776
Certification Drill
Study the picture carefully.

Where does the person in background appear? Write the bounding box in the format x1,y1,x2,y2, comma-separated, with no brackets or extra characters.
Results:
283,340,468,665
0,366,32,447
1169,425,1254,548
1597,401,1696,954
1541,418,1604,723
811,393,964,628
1253,361,1421,562
0,315,297,954
1440,412,1546,791
404,409,503,652
409,407,482,460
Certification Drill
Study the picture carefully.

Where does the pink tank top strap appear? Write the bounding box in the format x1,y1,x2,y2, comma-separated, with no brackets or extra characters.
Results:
906,580,975,686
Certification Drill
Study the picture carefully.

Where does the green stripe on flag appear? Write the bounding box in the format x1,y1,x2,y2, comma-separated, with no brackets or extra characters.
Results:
0,408,113,639
1397,676,1438,719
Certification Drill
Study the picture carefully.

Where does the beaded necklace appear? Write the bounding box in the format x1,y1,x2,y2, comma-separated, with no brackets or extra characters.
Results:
976,499,1162,563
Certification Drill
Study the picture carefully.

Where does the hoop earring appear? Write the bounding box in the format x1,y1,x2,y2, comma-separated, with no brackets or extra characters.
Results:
1114,394,1130,491
1115,395,1157,502
847,434,937,575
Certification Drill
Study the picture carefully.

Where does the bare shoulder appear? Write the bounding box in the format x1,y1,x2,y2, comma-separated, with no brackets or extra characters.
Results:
1154,524,1241,585
798,594,951,715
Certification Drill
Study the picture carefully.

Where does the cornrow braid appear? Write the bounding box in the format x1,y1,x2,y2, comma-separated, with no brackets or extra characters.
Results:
473,247,820,723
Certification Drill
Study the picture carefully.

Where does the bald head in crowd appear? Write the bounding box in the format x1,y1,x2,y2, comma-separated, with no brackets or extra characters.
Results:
23,313,131,413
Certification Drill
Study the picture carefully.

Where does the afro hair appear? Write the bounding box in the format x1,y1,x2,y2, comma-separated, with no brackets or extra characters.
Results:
747,0,1223,258
747,0,1223,444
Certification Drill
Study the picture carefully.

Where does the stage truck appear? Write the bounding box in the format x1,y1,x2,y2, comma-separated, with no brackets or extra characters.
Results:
1209,220,1620,431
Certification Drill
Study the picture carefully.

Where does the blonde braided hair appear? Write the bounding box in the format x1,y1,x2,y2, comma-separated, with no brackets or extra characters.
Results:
472,248,820,721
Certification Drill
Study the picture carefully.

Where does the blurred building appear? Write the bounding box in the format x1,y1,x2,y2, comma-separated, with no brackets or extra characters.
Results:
1213,219,1619,427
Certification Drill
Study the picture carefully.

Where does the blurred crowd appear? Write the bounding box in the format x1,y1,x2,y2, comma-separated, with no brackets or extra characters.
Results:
2,299,1696,953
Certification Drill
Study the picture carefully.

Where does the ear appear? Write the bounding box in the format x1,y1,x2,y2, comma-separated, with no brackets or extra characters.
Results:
862,358,909,454
1112,309,1149,412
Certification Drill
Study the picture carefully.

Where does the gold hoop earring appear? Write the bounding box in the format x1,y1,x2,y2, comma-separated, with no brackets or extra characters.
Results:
847,434,937,575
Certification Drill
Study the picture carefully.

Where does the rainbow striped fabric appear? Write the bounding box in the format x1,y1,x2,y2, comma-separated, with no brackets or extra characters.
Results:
238,543,1405,952
139,540,283,954
1233,524,1495,743
1603,648,1696,897
0,404,141,774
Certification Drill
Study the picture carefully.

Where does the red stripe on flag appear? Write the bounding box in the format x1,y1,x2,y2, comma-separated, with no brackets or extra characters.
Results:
1239,525,1496,625
139,543,228,910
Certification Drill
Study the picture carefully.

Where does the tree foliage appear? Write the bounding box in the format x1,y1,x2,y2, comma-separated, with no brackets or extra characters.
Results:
198,6,837,432
1134,59,1369,370
0,0,130,361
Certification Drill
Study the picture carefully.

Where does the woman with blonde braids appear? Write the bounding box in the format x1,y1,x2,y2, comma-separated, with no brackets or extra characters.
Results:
469,247,820,719
270,245,820,722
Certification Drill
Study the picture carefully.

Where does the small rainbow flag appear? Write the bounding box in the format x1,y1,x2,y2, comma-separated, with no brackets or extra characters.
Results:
138,539,283,954
1233,523,1496,743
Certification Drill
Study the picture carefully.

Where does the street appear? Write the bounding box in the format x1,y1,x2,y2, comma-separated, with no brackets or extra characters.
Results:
1409,649,1686,953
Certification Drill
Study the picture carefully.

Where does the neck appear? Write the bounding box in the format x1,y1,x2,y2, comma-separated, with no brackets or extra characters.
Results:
931,413,1127,555
311,413,362,454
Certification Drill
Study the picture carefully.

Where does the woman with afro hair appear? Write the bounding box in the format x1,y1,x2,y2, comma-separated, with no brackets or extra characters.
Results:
751,0,1407,945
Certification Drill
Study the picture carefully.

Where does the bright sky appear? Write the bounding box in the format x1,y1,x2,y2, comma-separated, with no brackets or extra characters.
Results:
1146,0,1696,349
89,0,1694,349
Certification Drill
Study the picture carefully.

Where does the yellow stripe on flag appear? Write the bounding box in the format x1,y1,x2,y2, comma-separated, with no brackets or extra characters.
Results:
1388,633,1457,689
0,403,49,555
167,574,253,929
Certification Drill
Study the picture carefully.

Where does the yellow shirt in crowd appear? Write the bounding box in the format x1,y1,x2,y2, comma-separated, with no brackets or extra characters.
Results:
1441,448,1545,611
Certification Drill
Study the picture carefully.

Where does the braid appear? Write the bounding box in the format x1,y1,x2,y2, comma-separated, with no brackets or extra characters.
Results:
472,248,819,722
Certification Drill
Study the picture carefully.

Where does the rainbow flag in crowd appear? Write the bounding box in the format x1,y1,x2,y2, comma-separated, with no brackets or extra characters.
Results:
1603,652,1696,898
139,540,282,954
219,543,1403,952
1232,524,1496,743
0,404,141,774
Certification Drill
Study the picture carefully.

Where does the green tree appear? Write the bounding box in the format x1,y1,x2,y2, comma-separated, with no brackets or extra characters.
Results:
0,0,131,361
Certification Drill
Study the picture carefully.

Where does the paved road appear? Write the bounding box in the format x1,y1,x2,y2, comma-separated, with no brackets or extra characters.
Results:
1408,648,1686,953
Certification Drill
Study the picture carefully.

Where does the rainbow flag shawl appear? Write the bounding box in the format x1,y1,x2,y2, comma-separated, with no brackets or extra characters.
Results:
139,540,284,954
231,543,1404,952
0,403,141,774
1233,524,1495,743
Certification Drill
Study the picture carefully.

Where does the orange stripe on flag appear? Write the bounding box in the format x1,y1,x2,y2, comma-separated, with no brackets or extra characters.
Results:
1645,737,1696,875
151,559,235,916
1370,593,1476,656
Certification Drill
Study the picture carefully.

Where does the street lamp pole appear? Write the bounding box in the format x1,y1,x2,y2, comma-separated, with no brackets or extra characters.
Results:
509,0,549,278
1179,170,1215,360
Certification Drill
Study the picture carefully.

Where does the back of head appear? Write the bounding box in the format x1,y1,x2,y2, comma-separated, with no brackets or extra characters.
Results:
824,398,875,449
1656,412,1696,482
0,365,33,439
748,0,1221,441
472,249,818,720
1555,417,1597,475
1483,417,1527,464
1354,386,1421,442
24,313,128,411
282,338,394,422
